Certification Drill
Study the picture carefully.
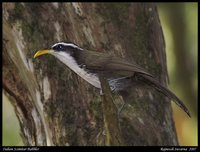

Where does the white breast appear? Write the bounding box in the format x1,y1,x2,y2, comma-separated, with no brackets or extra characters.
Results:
53,52,101,89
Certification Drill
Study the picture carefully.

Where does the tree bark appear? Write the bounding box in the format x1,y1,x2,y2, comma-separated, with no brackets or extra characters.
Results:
3,3,178,146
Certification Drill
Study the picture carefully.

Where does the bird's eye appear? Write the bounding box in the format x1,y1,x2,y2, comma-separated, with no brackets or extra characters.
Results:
57,45,63,50
53,44,64,51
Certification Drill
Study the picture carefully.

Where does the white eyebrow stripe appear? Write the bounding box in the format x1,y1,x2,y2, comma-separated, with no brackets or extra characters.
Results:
51,42,83,50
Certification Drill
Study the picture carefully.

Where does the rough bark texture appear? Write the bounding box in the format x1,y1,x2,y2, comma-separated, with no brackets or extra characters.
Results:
3,3,178,146
99,76,124,146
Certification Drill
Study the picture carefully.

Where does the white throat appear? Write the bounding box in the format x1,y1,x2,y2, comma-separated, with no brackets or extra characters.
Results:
52,52,101,89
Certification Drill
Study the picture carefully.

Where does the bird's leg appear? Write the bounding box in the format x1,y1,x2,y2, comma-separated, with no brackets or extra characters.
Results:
118,103,125,114
108,77,132,116
100,87,122,116
117,100,127,116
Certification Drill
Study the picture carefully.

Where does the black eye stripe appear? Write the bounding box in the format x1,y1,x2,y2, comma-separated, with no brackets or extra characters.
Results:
52,44,83,51
52,44,65,51
52,42,83,50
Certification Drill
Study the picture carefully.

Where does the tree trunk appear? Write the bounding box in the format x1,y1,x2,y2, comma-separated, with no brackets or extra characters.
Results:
3,3,178,146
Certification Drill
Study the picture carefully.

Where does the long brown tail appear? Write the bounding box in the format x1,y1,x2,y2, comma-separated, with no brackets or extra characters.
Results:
136,74,191,117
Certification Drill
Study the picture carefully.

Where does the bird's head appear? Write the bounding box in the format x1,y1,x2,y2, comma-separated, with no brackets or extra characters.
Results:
34,42,101,88
34,42,83,59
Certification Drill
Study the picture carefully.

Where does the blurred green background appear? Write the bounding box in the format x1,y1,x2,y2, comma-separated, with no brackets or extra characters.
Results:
158,3,197,146
3,3,197,146
3,93,24,146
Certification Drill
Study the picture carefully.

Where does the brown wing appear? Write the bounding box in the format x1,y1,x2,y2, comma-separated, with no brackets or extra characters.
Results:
79,50,154,78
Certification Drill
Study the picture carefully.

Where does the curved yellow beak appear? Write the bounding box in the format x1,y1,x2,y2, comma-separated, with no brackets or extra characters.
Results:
34,49,53,58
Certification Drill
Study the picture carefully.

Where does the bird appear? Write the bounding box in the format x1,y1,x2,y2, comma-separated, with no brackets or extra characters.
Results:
34,42,191,117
